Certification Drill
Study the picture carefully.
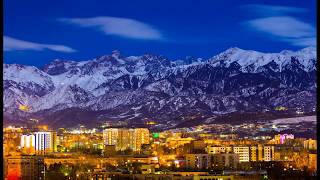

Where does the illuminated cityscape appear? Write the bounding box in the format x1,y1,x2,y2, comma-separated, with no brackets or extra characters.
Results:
3,0,317,179
2,121,317,179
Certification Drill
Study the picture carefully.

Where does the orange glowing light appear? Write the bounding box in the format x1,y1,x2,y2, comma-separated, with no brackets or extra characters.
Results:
18,104,30,112
37,125,48,131
146,121,156,125
7,168,21,180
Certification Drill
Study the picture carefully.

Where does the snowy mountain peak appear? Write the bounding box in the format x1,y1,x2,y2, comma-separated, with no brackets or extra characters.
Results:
52,58,63,62
3,47,316,123
208,47,317,72
111,50,121,58
225,47,243,53
42,59,77,75
300,46,316,52
297,46,316,56
279,50,294,55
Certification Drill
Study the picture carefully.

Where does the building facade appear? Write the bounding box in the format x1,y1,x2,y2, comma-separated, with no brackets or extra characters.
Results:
304,139,317,150
20,131,57,154
185,154,210,169
206,145,274,162
211,153,239,169
103,128,150,152
233,146,250,162
4,155,45,180
274,134,294,144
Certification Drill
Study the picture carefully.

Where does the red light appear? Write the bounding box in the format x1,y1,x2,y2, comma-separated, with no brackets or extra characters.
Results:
7,169,21,180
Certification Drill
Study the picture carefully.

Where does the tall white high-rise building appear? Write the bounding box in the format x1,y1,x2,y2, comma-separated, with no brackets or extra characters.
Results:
20,131,57,154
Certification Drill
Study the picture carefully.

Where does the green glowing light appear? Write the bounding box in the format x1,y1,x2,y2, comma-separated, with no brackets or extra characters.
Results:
152,133,159,138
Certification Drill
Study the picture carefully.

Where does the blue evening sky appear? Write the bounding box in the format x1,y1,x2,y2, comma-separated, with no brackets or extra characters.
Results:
4,0,316,67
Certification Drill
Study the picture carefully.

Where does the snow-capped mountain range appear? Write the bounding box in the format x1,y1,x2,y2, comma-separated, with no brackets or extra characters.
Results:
3,47,317,128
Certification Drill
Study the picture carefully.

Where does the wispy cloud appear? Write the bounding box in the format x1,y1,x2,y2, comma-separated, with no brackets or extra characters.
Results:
245,16,315,38
288,37,316,47
241,4,307,16
4,36,76,53
58,16,164,41
242,5,316,47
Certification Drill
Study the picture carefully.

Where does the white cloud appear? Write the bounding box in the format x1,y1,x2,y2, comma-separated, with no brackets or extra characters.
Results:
286,37,316,47
4,36,76,53
246,16,315,38
58,16,164,40
241,4,315,47
244,16,316,47
242,4,307,16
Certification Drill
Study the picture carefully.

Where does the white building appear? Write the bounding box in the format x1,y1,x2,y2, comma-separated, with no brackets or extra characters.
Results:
20,131,57,154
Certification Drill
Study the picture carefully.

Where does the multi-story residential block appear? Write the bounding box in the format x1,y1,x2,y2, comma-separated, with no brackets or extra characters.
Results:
103,128,119,146
103,128,150,152
132,128,150,152
249,145,264,162
233,146,250,162
20,131,57,154
308,153,317,173
206,144,274,163
211,153,239,169
185,154,210,169
304,139,317,150
117,129,131,151
249,146,258,162
263,146,275,161
4,155,45,180
206,146,232,154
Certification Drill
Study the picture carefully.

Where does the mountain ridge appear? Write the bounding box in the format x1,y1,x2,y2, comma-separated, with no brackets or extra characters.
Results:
3,47,317,128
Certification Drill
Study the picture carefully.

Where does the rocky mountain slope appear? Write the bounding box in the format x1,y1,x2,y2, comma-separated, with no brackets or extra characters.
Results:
3,47,317,128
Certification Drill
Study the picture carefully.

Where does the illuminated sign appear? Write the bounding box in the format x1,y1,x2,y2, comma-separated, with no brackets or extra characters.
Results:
152,133,159,139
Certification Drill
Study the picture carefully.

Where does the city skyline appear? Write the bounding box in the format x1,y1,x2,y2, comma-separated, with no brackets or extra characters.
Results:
3,123,318,179
3,0,317,179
